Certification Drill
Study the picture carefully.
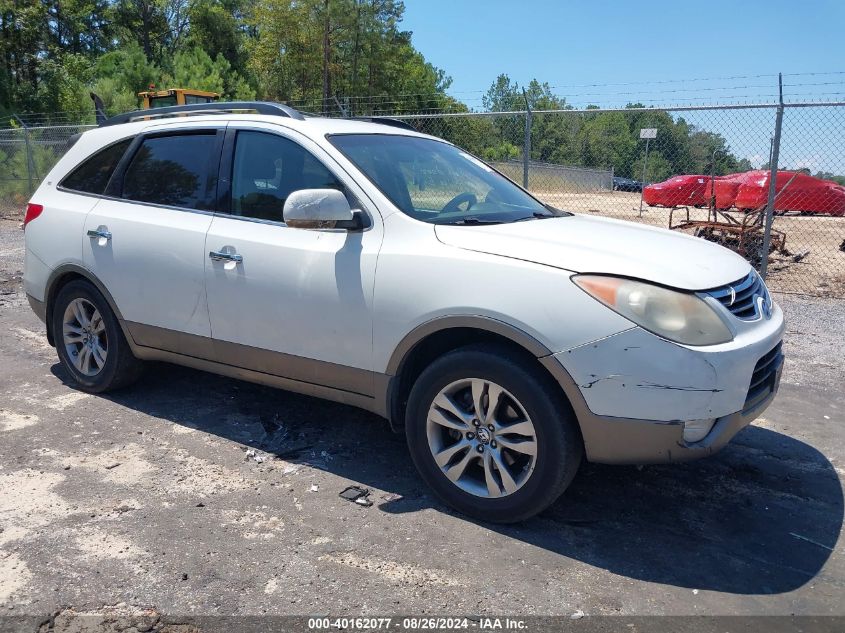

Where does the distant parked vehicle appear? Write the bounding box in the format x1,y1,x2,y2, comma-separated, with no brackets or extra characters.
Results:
612,176,644,192
643,175,709,208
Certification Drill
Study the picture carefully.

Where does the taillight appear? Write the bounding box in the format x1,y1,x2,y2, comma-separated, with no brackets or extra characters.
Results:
23,203,43,228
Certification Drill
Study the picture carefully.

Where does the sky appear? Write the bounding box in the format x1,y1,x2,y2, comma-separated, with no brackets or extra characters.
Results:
402,0,845,108
402,0,845,173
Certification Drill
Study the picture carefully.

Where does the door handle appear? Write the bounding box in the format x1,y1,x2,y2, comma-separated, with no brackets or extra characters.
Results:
87,228,112,240
209,250,243,263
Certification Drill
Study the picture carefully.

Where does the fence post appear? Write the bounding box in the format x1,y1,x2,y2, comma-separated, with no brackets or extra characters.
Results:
13,115,35,195
332,95,349,118
522,90,531,189
638,137,651,217
760,74,784,280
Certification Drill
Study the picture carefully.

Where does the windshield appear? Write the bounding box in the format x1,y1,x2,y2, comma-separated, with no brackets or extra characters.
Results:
329,134,564,224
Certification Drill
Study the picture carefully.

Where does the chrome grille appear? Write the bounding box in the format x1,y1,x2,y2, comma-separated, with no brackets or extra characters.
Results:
743,342,783,414
704,271,770,320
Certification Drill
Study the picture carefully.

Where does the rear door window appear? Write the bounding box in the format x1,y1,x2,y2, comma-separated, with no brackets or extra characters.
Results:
60,139,132,194
122,133,217,210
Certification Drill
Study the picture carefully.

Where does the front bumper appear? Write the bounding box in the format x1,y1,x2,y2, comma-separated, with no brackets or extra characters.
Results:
543,349,782,464
540,303,785,464
576,360,780,464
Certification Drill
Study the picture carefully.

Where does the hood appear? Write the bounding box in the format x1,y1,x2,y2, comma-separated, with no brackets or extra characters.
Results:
434,214,751,291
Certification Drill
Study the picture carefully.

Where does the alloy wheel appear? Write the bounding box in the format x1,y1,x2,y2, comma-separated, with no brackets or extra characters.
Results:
426,378,538,498
62,298,108,376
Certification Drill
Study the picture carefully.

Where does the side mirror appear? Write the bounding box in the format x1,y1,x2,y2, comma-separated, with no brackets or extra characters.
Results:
283,189,363,230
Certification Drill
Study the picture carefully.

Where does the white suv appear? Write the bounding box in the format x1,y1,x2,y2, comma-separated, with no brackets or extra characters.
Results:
23,102,784,522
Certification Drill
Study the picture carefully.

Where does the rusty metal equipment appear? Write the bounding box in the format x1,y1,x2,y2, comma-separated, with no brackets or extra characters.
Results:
668,171,800,266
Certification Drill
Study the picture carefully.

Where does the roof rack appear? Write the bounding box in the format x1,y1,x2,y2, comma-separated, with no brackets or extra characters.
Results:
99,101,306,127
350,117,417,131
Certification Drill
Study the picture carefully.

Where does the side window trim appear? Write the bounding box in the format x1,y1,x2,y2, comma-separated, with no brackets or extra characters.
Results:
219,126,371,228
107,128,225,211
104,134,144,198
215,127,236,214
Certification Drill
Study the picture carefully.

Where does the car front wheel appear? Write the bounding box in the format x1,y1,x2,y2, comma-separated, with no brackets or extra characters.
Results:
405,345,582,523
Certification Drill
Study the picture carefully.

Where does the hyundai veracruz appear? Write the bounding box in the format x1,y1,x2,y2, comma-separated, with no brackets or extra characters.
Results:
23,103,784,522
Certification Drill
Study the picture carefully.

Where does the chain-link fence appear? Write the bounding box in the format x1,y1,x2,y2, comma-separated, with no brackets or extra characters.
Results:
1,101,843,297
0,124,95,218
392,103,845,297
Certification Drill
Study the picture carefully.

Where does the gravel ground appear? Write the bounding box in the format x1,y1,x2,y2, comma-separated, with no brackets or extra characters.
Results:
0,219,843,630
776,292,845,392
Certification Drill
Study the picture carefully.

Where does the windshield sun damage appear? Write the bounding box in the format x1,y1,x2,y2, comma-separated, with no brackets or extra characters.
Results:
328,133,568,225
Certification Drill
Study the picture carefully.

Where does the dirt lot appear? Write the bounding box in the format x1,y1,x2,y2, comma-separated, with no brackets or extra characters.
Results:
533,190,845,297
0,218,843,629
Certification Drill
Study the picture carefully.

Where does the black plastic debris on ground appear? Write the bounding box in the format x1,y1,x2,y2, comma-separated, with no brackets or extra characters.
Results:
339,485,373,507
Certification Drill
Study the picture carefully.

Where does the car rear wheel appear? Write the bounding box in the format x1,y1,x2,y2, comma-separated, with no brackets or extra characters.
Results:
52,280,143,392
405,345,582,523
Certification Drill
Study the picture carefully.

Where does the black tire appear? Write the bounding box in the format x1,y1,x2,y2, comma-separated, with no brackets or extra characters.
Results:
52,280,143,392
405,344,582,523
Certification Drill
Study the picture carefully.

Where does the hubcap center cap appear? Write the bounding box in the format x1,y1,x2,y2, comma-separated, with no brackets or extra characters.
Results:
476,427,492,444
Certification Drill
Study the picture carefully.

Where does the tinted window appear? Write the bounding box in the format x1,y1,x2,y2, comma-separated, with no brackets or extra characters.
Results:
122,134,216,209
149,95,177,108
61,139,132,194
230,131,343,222
185,95,215,104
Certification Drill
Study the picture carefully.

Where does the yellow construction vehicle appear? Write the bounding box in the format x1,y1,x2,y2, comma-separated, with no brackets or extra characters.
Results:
138,88,220,109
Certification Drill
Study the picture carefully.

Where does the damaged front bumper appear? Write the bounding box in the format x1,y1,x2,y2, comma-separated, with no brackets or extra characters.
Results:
560,378,780,464
541,304,785,464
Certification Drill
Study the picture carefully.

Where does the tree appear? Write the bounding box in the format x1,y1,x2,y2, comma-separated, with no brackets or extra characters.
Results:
576,111,636,171
92,43,159,112
815,171,845,186
168,47,255,99
482,74,522,113
187,0,251,70
112,0,191,66
246,0,448,111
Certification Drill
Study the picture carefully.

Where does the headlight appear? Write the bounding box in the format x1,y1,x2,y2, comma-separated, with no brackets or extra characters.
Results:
572,275,733,346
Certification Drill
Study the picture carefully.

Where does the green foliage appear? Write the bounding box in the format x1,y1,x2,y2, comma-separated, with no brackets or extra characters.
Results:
246,0,449,111
170,48,226,94
3,2,840,186
480,142,521,162
816,171,845,186
0,133,64,207
93,43,159,112
476,75,766,182
3,0,446,118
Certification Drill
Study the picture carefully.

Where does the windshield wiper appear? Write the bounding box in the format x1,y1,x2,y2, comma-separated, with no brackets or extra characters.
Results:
440,217,503,226
513,211,558,222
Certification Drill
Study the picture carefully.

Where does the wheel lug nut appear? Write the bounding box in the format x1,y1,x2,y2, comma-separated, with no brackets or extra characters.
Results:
472,419,480,427
476,445,484,453
487,424,494,431
466,432,475,440
491,440,497,448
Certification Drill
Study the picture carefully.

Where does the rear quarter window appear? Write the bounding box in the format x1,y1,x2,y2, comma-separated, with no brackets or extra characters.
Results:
60,138,132,194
